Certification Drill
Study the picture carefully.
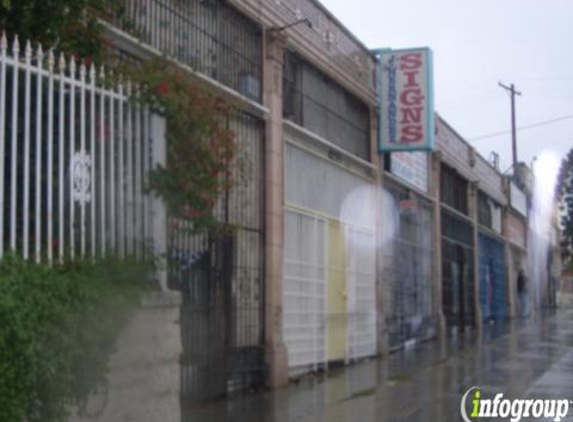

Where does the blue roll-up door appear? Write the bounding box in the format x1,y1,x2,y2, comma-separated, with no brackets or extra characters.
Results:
478,233,507,322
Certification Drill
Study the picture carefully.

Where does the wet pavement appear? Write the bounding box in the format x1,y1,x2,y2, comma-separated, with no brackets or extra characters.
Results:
184,309,573,421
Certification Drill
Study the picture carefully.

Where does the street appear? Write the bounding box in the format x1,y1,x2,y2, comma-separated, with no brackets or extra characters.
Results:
184,309,573,421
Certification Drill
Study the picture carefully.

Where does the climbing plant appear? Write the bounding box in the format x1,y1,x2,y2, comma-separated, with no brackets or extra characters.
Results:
0,0,109,62
0,0,240,231
125,58,239,229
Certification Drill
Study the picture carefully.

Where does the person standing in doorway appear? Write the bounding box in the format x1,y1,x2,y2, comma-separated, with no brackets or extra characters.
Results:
517,270,528,317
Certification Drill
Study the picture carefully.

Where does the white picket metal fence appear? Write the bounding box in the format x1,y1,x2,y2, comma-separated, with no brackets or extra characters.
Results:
0,33,164,265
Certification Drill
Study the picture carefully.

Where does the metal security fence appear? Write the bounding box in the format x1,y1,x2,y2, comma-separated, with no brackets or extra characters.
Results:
111,0,263,102
382,181,435,350
283,209,327,370
174,112,265,401
0,34,158,263
345,225,376,360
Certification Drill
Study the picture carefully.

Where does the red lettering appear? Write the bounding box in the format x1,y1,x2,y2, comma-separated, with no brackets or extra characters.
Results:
400,107,423,124
400,89,424,106
397,52,426,144
400,53,423,70
401,125,423,143
403,70,420,88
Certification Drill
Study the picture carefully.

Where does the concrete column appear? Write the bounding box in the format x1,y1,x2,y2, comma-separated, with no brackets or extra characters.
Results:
468,181,483,330
70,291,182,422
372,109,388,357
150,115,168,291
503,209,517,319
430,151,446,338
262,29,288,388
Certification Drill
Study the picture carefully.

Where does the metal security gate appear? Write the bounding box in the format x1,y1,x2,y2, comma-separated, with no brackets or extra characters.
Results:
0,34,157,263
172,227,227,400
478,232,507,322
283,209,327,372
441,210,475,330
175,112,265,402
345,225,376,360
382,182,435,350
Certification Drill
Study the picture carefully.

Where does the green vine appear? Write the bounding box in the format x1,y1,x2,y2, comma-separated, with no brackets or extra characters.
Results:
124,59,240,230
0,0,109,62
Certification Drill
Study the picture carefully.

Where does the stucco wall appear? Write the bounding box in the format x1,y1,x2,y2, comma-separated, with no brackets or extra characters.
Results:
69,291,182,422
230,0,377,105
436,116,506,205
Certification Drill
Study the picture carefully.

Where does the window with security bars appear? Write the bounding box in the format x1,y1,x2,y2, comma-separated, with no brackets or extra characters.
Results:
441,209,473,246
440,164,468,214
478,190,503,233
111,0,263,102
478,191,492,228
283,50,370,159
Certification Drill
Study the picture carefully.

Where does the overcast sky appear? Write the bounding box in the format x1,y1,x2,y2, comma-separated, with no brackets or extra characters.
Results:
320,0,573,172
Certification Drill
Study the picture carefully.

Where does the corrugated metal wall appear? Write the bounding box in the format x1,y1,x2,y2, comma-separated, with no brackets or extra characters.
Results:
285,143,373,226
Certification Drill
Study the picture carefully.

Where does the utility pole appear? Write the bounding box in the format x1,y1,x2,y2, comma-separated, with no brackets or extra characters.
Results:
498,82,522,167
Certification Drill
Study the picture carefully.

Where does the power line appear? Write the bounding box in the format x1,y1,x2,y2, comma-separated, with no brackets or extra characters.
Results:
468,113,573,141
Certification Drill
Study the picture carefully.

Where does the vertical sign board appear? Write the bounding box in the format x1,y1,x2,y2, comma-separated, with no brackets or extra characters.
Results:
375,48,435,152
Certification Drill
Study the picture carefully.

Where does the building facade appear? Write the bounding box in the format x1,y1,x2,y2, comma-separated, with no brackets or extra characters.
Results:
102,0,537,398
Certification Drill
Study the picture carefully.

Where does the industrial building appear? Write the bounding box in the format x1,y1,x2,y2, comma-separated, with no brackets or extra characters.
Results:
100,0,545,397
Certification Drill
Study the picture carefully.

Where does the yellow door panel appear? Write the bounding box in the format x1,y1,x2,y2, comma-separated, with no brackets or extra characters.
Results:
327,219,347,362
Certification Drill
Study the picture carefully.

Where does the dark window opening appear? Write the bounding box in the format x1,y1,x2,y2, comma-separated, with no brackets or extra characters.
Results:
283,50,370,160
440,164,468,214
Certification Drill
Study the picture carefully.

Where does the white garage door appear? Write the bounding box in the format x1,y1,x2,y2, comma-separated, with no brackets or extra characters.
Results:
283,209,327,370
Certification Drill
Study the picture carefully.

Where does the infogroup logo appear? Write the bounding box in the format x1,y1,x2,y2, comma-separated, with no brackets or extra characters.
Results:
460,386,570,422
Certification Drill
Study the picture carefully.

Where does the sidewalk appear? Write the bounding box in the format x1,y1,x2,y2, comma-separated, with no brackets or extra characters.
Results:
183,308,573,421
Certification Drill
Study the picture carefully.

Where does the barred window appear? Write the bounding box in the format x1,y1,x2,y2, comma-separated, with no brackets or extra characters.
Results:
478,191,503,233
112,0,263,102
440,164,468,214
478,191,492,228
441,210,473,246
283,50,370,160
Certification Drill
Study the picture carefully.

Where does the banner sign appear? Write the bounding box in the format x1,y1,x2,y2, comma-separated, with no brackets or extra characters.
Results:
507,212,526,249
375,47,435,152
509,182,527,217
390,151,429,193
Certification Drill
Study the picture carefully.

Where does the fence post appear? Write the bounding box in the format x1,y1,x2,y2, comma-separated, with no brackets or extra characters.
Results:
150,113,168,291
